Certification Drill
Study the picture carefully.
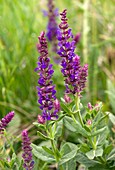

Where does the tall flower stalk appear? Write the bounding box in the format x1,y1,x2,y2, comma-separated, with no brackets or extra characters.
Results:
57,9,88,126
46,0,58,53
35,31,60,122
0,111,14,134
57,9,88,97
22,129,34,170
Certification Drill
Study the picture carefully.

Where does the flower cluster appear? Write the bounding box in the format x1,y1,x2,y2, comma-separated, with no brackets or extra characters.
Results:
57,9,88,95
22,130,34,170
0,111,14,134
35,32,60,122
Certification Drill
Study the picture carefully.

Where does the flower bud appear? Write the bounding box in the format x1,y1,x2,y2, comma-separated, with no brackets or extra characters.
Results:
87,119,92,125
54,99,60,112
38,115,45,124
64,94,71,103
87,102,92,111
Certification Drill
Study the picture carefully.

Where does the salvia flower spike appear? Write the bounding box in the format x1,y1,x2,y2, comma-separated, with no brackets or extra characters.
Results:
35,31,60,121
57,9,88,96
0,111,14,134
46,0,58,43
22,129,34,170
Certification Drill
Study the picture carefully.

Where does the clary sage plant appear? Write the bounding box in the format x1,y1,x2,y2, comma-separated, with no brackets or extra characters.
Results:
0,8,115,170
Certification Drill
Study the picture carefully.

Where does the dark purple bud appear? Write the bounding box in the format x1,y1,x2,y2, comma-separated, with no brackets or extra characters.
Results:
0,111,14,134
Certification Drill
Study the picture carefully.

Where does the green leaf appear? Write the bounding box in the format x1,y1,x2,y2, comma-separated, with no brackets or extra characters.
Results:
59,150,77,165
103,145,113,156
108,113,115,125
31,143,55,162
91,126,107,137
62,157,76,170
37,131,52,140
107,148,115,161
61,103,72,115
64,116,90,137
33,122,45,130
59,142,78,165
86,148,103,160
76,153,100,168
42,146,54,156
55,120,63,138
95,148,103,157
86,150,95,159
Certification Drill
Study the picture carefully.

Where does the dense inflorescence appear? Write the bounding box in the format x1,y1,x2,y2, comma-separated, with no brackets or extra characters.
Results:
57,9,88,96
22,130,34,170
0,111,14,134
35,32,60,122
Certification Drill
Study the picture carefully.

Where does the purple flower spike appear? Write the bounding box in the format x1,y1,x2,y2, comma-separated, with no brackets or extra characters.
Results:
35,31,60,121
46,0,58,42
22,130,34,170
57,9,88,96
0,111,14,134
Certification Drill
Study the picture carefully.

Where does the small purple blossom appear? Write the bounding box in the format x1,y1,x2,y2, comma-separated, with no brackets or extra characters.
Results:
22,130,34,170
35,31,60,121
0,111,14,134
57,9,88,96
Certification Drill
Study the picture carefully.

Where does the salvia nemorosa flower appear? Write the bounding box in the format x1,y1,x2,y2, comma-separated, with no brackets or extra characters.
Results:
22,130,34,170
57,9,88,96
46,0,58,43
35,31,60,122
0,111,14,134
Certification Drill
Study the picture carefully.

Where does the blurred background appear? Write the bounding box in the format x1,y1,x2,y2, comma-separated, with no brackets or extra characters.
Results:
0,0,115,141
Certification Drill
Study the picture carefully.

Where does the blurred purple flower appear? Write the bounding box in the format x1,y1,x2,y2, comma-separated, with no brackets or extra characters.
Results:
46,0,58,42
57,9,88,96
35,31,60,121
0,111,14,134
74,33,81,45
22,130,34,170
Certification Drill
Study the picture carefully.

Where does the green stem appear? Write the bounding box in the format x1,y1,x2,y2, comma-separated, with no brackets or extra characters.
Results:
88,137,96,150
49,126,60,163
75,95,84,127
58,164,64,170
